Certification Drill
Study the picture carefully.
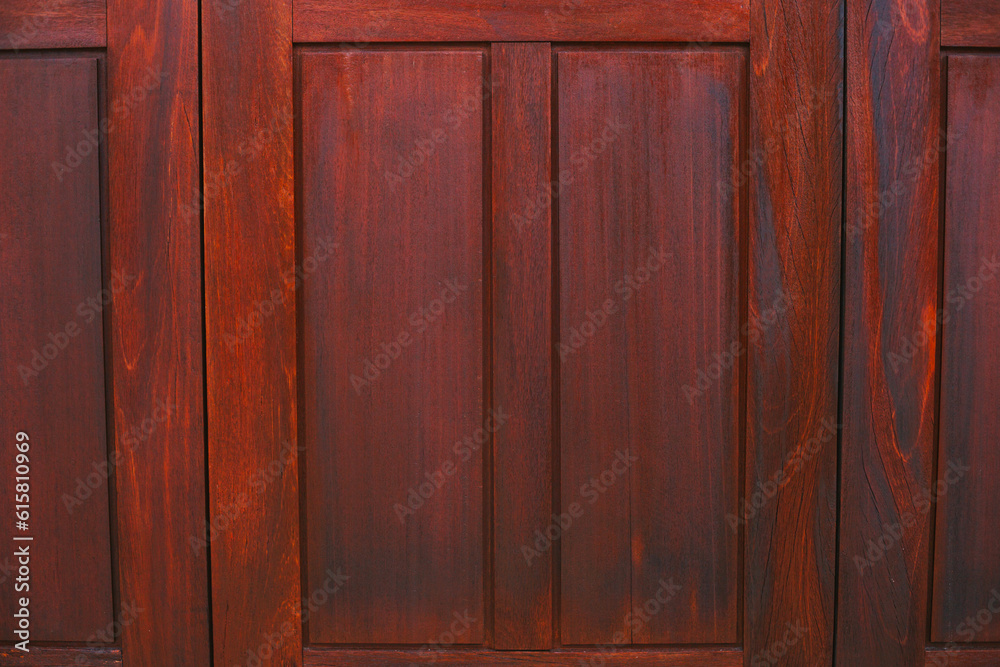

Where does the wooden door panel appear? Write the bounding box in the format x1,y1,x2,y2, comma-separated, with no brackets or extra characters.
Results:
300,49,486,645
0,56,114,643
932,54,1000,644
207,0,842,663
0,0,105,50
558,49,743,646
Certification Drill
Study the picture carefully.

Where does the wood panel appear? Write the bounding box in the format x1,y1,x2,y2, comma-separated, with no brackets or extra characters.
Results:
293,0,749,43
0,56,113,642
0,0,104,50
303,646,742,666
491,43,553,650
747,0,843,663
203,0,300,663
838,0,939,663
932,55,1000,644
107,0,210,663
558,49,742,645
300,49,485,645
942,0,1000,48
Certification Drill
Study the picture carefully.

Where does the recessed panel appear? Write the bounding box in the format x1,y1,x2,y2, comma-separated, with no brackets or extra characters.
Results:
300,50,485,644
933,54,1000,643
0,57,114,641
558,50,744,645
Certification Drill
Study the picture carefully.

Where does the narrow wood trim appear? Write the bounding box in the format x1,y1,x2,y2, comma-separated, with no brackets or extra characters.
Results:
0,0,105,50
838,0,940,662
0,646,121,665
942,0,1000,48
203,0,301,664
106,0,211,664
746,0,843,663
491,41,553,650
303,646,742,666
293,0,749,44
926,648,1000,666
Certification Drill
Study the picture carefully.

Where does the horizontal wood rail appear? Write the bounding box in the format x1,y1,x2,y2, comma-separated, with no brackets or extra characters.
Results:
304,647,743,666
0,0,105,50
294,0,750,43
943,0,1000,47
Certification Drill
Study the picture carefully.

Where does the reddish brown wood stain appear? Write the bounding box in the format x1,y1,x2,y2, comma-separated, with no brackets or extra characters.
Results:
932,54,1000,644
0,56,114,642
839,0,939,663
557,49,743,646
300,49,485,644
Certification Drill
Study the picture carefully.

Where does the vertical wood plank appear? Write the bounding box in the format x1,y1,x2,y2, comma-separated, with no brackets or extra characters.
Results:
491,42,553,650
0,57,113,642
107,0,211,662
300,49,485,645
202,0,300,663
747,0,843,663
932,55,1000,644
838,0,939,662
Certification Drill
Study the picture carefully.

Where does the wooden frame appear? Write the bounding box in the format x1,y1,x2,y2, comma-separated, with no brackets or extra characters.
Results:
1,0,208,665
203,1,843,665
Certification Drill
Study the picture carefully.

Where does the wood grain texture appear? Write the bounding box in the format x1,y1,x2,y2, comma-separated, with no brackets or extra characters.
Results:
0,0,104,50
107,0,210,663
747,0,843,663
293,0,749,43
0,57,113,642
932,55,1000,644
558,49,742,645
203,0,300,663
491,42,552,650
926,648,1000,666
942,0,1000,47
300,49,485,644
0,646,121,665
303,646,742,666
838,0,939,663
